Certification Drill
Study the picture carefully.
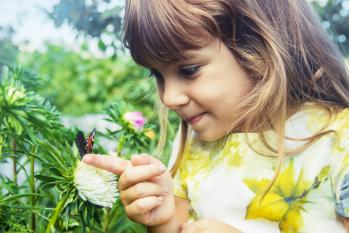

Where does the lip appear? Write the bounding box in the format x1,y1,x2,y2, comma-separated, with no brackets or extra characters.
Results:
186,113,206,124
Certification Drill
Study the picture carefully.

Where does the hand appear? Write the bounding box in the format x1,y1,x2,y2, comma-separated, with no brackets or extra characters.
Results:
82,153,176,226
180,219,242,233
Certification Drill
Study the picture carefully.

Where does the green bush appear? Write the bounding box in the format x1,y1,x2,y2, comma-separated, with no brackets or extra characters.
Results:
0,66,174,232
19,44,154,117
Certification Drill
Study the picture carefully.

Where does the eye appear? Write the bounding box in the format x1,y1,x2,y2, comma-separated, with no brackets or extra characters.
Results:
179,64,201,77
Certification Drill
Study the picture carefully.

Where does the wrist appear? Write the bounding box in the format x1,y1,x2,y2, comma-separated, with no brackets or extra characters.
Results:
147,214,180,233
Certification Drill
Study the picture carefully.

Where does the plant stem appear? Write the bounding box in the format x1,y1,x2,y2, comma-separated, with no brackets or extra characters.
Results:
117,135,125,156
103,208,111,233
12,139,17,186
45,190,71,233
30,146,36,231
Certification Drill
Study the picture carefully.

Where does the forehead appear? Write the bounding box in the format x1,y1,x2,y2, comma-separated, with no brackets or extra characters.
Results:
184,39,223,57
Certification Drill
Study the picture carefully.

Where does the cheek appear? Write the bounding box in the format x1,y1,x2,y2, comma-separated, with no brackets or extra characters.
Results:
195,80,253,122
196,81,250,106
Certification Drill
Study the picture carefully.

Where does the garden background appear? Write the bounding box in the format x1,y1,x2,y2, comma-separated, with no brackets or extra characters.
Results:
0,0,349,232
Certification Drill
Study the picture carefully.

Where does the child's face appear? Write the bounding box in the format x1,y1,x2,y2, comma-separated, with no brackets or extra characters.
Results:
152,38,253,141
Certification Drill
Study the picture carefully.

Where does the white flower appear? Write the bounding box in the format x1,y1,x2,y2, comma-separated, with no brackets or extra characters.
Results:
74,161,119,208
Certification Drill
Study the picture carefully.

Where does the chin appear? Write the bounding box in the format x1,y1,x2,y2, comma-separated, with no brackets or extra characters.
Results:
196,131,224,142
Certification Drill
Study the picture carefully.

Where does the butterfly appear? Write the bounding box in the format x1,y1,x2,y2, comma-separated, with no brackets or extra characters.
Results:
75,128,96,158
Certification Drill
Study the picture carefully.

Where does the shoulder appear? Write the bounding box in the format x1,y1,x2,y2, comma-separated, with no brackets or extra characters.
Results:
291,103,349,133
327,107,349,149
328,107,349,218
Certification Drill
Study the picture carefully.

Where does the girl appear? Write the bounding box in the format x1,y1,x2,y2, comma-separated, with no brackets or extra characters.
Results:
83,0,349,232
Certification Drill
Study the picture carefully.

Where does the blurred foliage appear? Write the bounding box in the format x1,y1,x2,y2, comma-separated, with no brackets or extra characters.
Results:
0,26,19,67
49,0,124,56
311,0,349,55
0,65,72,232
19,44,153,116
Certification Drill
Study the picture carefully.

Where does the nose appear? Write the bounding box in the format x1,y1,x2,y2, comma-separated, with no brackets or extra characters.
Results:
161,79,189,110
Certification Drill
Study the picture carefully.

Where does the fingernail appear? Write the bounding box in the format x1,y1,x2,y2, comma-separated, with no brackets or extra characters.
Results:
83,154,92,163
158,196,163,203
158,164,166,172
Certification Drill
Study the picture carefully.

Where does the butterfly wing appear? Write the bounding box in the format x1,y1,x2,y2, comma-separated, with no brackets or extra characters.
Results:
86,128,96,154
75,130,87,158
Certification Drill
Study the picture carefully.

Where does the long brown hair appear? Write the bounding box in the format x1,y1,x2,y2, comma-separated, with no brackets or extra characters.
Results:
122,0,349,190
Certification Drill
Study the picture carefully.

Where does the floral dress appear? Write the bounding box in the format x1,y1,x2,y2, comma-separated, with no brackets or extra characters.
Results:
169,103,349,233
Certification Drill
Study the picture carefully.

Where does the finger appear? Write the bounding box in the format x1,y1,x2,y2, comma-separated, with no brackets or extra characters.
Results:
131,153,152,166
82,154,129,175
131,153,163,167
118,163,167,191
125,195,163,216
120,182,168,205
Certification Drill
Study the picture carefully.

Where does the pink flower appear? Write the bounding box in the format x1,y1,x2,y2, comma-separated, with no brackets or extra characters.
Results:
123,111,146,131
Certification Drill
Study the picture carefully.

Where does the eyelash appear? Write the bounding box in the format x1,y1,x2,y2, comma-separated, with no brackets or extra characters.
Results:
179,65,201,77
149,64,201,82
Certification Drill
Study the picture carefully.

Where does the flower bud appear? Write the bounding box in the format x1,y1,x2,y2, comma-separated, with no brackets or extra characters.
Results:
123,111,146,131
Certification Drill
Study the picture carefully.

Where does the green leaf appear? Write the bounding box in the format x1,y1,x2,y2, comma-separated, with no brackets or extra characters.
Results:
49,167,63,177
0,193,39,204
39,182,57,191
8,115,23,135
35,174,64,182
0,135,3,157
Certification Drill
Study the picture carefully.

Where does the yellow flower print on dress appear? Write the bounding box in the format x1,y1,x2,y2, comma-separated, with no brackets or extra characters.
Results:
244,161,329,233
221,138,242,167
